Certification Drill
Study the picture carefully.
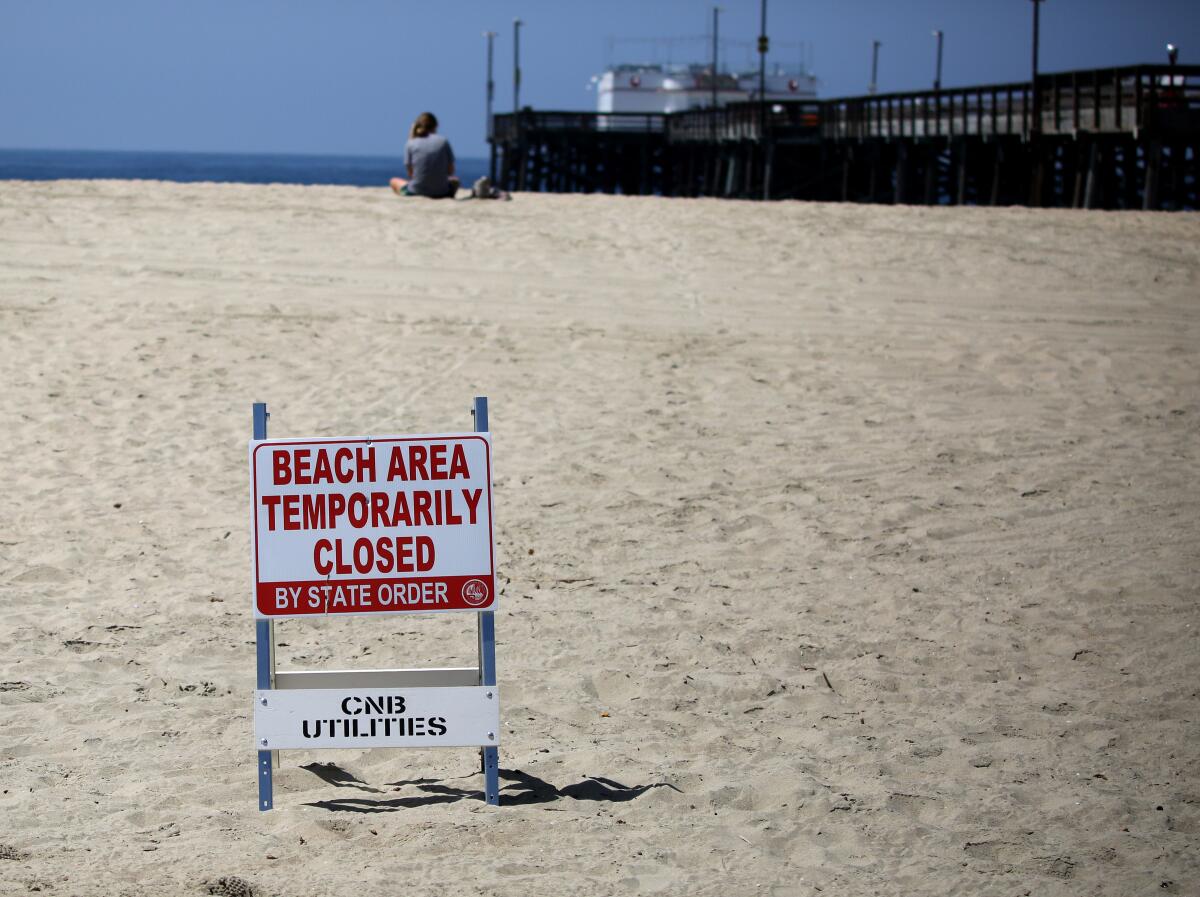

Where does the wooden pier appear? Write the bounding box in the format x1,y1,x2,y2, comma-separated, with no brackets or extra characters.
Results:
490,65,1199,210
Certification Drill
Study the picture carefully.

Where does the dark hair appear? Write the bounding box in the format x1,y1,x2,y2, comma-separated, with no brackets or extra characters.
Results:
411,112,438,138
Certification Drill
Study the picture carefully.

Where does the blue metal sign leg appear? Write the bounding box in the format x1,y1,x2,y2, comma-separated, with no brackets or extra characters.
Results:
474,396,500,806
253,402,274,811
479,611,499,804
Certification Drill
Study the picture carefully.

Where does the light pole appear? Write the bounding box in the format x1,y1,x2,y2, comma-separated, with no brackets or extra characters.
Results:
711,6,721,110
758,0,768,199
757,0,768,118
1031,0,1045,134
513,18,523,112
484,31,496,138
870,39,881,94
932,29,943,91
484,30,496,181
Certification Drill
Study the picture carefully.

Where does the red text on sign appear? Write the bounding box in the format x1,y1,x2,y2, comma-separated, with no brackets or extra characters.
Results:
313,535,435,575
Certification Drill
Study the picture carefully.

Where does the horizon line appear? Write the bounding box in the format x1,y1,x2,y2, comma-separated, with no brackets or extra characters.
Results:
0,146,491,161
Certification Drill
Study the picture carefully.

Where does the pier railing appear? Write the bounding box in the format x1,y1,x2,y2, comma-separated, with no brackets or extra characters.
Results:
1036,65,1200,136
493,66,1199,147
821,82,1033,141
492,110,665,144
666,101,821,143
823,65,1200,141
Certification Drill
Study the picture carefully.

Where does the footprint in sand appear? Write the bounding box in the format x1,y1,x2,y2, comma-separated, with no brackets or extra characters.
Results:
11,565,66,584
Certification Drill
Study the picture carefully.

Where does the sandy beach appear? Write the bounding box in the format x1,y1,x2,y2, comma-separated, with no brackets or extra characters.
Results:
1,181,1198,896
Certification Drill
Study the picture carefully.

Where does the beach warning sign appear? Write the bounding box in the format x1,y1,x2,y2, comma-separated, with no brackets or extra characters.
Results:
250,434,495,617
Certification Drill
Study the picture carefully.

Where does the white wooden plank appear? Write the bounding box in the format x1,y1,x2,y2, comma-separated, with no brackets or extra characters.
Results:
273,667,479,689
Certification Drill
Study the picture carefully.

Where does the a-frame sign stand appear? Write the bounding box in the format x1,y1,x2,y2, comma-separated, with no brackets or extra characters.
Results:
253,398,500,810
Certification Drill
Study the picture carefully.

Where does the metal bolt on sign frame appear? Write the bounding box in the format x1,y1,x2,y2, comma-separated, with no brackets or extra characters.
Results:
251,397,501,810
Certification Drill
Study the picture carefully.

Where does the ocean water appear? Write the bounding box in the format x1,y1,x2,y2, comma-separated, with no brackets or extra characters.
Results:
0,148,490,189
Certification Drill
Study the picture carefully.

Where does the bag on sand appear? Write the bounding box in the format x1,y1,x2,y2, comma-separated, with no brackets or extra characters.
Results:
471,176,510,200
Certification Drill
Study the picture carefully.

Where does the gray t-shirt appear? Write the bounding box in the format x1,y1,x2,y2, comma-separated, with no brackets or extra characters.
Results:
404,134,455,197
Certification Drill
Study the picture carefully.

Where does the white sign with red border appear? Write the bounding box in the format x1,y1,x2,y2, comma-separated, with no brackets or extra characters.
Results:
250,434,496,618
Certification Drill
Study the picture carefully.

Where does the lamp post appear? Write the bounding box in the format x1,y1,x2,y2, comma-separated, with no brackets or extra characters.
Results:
484,30,496,181
757,0,768,133
869,39,881,94
758,0,768,199
484,31,496,139
1165,44,1181,105
1031,0,1045,134
711,6,721,110
758,0,768,111
513,18,523,112
932,29,943,91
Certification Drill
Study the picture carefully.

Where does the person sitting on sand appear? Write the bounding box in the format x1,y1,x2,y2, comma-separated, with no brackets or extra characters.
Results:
390,112,460,199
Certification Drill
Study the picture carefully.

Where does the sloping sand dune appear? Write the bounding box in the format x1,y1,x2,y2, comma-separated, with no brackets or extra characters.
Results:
1,181,1197,896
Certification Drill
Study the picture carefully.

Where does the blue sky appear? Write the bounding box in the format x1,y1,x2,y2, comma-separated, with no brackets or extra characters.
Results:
2,0,1196,158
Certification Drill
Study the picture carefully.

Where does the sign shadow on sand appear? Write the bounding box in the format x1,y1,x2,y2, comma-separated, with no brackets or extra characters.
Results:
301,764,680,812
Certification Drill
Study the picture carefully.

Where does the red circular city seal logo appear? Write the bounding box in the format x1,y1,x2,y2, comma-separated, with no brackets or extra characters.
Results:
461,579,490,607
